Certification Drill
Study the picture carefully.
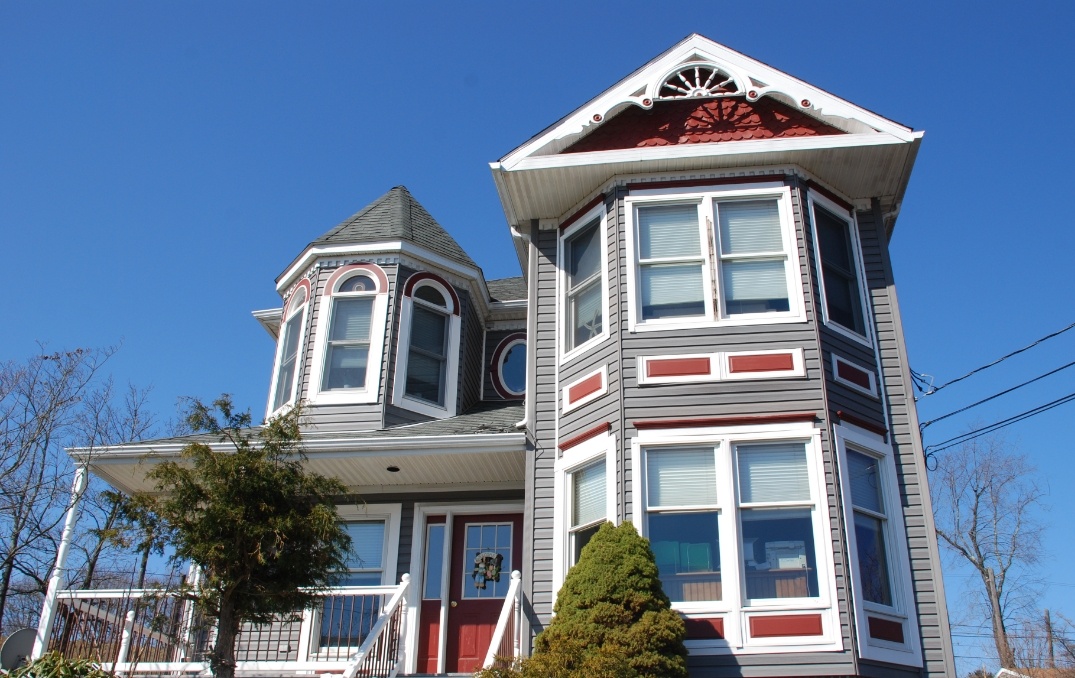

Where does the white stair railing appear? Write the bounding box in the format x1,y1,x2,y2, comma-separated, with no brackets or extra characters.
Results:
341,574,410,678
482,570,523,670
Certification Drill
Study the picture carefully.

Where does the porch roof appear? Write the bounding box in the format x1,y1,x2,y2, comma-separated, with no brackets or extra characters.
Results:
79,401,527,495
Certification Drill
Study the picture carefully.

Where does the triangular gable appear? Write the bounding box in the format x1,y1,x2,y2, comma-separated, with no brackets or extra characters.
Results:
499,34,916,167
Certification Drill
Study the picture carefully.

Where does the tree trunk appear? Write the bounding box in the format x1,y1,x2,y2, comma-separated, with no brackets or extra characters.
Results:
986,567,1015,668
136,544,151,589
210,601,239,678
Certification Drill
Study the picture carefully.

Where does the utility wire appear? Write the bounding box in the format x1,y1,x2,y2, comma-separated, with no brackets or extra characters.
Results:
914,320,1075,396
920,360,1075,430
925,390,1075,454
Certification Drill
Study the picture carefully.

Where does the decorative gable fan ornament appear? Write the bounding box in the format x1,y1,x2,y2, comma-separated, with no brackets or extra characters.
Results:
471,551,503,589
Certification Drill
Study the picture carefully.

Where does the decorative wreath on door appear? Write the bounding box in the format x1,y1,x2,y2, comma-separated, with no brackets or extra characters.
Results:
471,551,504,589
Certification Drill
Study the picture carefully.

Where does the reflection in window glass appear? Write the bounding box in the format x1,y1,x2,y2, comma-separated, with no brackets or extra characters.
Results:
565,220,604,349
648,511,721,602
423,524,446,599
499,342,526,395
848,449,892,605
741,508,818,599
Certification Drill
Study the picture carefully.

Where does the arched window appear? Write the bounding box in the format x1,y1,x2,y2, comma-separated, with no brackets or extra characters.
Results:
268,283,309,415
310,263,390,404
394,273,460,417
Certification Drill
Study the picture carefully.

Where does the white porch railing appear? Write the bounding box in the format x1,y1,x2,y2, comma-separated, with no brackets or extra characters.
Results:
482,570,523,670
41,575,410,677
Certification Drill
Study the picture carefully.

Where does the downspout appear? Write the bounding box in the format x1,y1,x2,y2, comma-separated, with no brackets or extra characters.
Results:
33,464,89,659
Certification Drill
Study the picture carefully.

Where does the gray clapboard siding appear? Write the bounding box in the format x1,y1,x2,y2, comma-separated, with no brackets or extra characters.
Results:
859,202,955,677
458,287,484,413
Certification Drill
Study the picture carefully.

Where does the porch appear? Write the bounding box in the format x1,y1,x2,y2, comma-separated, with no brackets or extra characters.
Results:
34,570,523,677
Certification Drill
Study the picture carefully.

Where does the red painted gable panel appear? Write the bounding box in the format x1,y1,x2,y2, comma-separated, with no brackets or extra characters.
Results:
564,97,843,154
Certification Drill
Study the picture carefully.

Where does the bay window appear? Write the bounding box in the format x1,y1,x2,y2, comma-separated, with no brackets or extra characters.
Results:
310,264,390,405
809,194,869,340
268,284,309,415
628,186,803,330
560,209,608,359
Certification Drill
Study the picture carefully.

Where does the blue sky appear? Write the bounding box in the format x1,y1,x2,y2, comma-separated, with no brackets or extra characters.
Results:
3,1,1073,672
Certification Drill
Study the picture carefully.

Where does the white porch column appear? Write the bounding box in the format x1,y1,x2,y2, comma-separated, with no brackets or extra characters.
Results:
32,465,89,659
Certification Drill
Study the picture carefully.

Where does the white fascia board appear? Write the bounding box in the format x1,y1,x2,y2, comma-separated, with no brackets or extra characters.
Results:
499,35,918,168
252,308,282,339
75,432,527,463
507,131,919,173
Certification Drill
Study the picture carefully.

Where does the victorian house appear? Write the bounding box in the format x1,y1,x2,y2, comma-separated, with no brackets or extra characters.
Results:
34,34,955,677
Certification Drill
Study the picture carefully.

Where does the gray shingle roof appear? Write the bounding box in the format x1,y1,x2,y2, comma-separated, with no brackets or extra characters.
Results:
312,186,476,269
486,276,527,302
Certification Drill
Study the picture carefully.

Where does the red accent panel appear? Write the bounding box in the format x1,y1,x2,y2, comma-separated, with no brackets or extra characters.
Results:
564,97,843,153
403,272,460,315
567,372,604,405
835,359,873,389
868,616,905,644
683,617,725,640
634,412,816,430
806,181,854,212
559,195,606,231
835,410,888,437
628,175,786,192
728,353,795,373
646,356,712,378
559,422,611,451
749,613,824,638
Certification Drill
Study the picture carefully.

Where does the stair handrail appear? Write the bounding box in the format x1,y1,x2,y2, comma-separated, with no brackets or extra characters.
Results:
341,574,410,678
482,570,522,669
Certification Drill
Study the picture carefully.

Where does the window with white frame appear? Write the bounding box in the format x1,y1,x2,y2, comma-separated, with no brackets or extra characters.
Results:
310,264,390,405
628,187,803,329
569,459,606,564
560,212,607,357
393,275,460,417
269,285,309,414
809,196,868,338
554,430,614,592
833,424,921,665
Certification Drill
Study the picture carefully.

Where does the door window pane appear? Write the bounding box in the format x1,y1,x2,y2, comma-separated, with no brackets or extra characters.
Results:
423,524,446,599
462,522,513,599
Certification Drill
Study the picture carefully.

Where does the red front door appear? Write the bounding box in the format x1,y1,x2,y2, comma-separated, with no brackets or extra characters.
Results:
444,513,523,674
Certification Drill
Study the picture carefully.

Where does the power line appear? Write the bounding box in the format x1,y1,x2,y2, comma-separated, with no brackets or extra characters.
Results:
920,360,1075,430
914,320,1075,396
924,390,1075,454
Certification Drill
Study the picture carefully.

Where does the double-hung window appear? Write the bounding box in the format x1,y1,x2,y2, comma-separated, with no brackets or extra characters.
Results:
633,424,839,650
269,284,309,415
393,274,460,417
809,194,869,340
560,209,608,359
554,429,613,592
569,459,606,564
628,186,803,330
834,424,921,665
310,264,389,405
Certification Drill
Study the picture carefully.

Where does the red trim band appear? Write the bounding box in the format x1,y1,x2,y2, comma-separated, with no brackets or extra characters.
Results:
835,410,888,437
559,194,605,231
559,422,611,452
627,175,788,192
806,180,854,212
634,412,816,430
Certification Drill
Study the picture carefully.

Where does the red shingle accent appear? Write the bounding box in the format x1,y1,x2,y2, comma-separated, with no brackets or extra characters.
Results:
749,614,824,638
868,616,905,644
567,372,604,405
646,357,712,378
684,617,725,640
564,97,844,154
728,353,795,373
835,359,873,389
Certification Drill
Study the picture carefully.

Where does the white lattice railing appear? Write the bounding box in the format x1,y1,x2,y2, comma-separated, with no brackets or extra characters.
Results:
41,575,411,677
482,570,523,670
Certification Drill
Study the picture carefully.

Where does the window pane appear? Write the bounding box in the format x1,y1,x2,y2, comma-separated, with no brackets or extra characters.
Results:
816,207,853,271
816,207,865,334
638,204,700,259
640,264,705,320
847,450,883,513
405,352,445,404
410,306,447,356
344,521,385,571
463,522,513,599
330,297,373,341
571,523,601,565
414,286,446,307
567,220,602,287
272,360,296,411
717,200,783,254
423,524,446,599
647,447,717,507
648,511,721,602
738,442,810,503
500,343,526,394
854,512,892,606
323,345,369,390
572,460,606,528
741,508,818,598
338,274,377,293
570,281,603,347
722,260,790,313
